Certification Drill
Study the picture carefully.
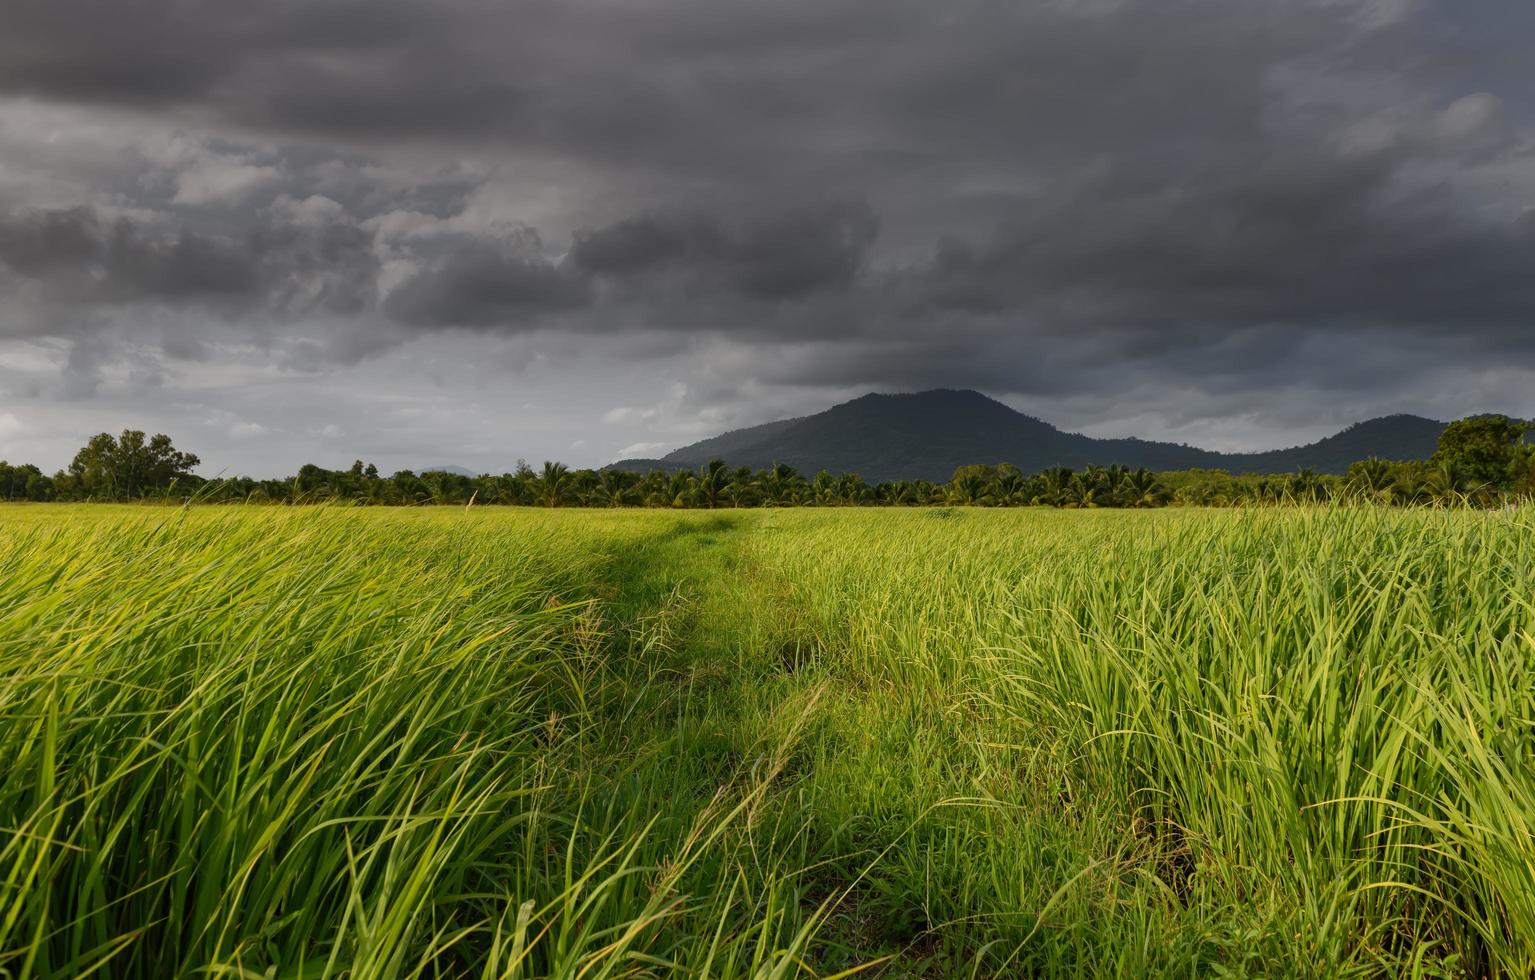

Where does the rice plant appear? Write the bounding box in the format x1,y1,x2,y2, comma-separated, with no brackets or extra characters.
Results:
3,504,1532,976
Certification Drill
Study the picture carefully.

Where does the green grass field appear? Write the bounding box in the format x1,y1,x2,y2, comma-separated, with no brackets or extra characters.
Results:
2,505,1533,977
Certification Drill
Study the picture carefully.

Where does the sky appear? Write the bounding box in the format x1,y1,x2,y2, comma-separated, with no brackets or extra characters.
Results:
1,0,1532,476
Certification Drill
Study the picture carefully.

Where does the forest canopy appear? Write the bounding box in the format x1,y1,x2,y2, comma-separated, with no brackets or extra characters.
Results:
2,416,1531,508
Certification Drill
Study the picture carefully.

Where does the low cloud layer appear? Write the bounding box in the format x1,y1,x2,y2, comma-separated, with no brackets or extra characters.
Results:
0,0,1531,472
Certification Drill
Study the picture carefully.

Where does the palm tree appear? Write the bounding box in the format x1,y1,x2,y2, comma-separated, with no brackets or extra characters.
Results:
1035,467,1074,507
762,462,803,506
947,473,989,505
1119,468,1170,508
1286,468,1326,504
722,477,756,508
1061,472,1099,508
423,471,458,506
991,470,1027,506
836,473,871,506
666,470,693,508
1080,465,1120,505
1101,464,1130,505
1392,463,1430,506
1427,459,1459,502
568,470,599,507
695,459,730,509
811,470,837,506
598,469,637,507
536,461,572,507
1348,457,1396,502
883,481,919,506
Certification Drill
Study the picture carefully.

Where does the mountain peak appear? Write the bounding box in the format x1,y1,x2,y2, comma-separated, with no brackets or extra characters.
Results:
611,392,1450,481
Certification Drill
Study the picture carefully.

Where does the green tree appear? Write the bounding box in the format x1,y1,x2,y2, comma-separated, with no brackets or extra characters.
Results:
990,469,1028,506
761,462,804,506
1062,472,1099,508
1285,469,1327,503
535,461,573,507
947,472,990,505
1346,457,1397,502
1119,468,1170,508
570,469,600,507
694,459,730,509
68,430,200,500
1431,415,1529,490
597,469,637,507
835,472,871,505
0,462,52,501
721,476,757,508
659,470,693,508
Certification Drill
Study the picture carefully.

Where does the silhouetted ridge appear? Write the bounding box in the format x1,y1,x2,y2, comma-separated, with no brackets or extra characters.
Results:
611,390,1451,481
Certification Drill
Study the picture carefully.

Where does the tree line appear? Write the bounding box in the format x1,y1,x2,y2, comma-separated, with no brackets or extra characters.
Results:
2,415,1531,508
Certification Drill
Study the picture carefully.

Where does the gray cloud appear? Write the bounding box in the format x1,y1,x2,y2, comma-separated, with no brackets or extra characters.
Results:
0,205,377,324
386,241,591,328
569,202,877,301
0,0,1533,471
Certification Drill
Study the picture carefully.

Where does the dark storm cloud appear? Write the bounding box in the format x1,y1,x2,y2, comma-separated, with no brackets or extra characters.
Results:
1,0,1533,439
569,202,878,301
914,148,1535,336
0,207,256,301
380,200,878,330
0,205,377,324
385,243,591,328
0,0,1326,167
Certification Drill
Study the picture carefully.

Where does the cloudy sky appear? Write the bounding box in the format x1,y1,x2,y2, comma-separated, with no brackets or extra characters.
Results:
0,0,1531,475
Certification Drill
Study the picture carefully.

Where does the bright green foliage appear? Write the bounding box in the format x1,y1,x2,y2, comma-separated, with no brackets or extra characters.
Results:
748,507,1535,975
65,430,201,500
2,506,1534,976
0,508,847,978
1431,415,1531,489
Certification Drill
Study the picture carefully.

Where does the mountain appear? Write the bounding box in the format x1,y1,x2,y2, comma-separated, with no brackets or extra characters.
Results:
609,389,1451,482
1222,416,1452,475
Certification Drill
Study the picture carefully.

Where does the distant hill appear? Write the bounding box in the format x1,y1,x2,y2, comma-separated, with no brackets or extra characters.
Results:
610,389,1454,481
416,465,477,477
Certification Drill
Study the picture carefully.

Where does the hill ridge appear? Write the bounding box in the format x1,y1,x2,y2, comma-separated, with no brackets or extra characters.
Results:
612,390,1454,481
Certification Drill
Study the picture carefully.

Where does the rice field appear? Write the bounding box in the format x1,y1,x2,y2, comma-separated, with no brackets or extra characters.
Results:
2,504,1533,977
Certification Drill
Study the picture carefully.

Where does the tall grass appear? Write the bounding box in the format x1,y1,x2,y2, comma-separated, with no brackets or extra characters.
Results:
0,508,847,978
751,506,1535,974
4,505,1533,976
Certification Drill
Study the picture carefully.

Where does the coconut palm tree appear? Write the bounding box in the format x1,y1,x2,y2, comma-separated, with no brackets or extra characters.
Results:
882,481,919,506
991,470,1028,506
811,470,837,506
568,469,598,507
761,462,803,506
695,459,730,509
722,476,757,508
666,470,693,507
536,461,572,507
598,468,637,507
1286,468,1326,504
836,473,871,505
1347,457,1396,502
1393,465,1430,505
911,480,940,506
1079,465,1120,505
1427,459,1460,504
947,472,989,505
1119,468,1170,508
1034,467,1074,507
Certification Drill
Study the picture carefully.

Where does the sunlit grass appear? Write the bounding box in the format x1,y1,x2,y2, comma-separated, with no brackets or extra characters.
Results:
749,506,1535,975
2,504,1532,976
0,508,849,978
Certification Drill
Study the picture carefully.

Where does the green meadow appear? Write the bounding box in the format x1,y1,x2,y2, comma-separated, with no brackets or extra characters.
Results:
2,505,1533,977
